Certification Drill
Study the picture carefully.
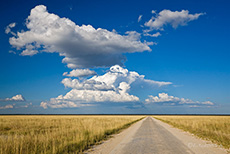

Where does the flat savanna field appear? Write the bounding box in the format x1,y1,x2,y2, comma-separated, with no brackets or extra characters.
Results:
0,115,143,154
0,115,229,154
154,116,230,150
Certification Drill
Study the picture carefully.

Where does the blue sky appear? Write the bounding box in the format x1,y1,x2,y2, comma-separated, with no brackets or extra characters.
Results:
0,0,229,114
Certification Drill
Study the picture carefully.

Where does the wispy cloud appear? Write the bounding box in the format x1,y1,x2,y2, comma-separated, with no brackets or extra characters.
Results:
0,102,32,110
138,15,143,22
5,22,16,36
9,50,16,54
145,93,214,107
144,9,204,30
0,104,13,109
144,32,161,37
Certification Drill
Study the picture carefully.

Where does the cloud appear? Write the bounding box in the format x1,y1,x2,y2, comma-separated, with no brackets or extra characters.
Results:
0,104,14,109
144,32,161,37
201,101,214,105
40,88,139,109
20,45,38,56
41,88,139,108
17,103,32,108
9,50,16,54
41,65,171,108
1,94,25,102
5,23,16,36
61,78,115,91
8,5,151,68
145,9,204,30
189,105,200,108
63,69,96,77
138,15,143,22
92,65,172,87
62,65,171,90
0,95,31,109
151,10,156,14
145,93,214,106
40,100,80,109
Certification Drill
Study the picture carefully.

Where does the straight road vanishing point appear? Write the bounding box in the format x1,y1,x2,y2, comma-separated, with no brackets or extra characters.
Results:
87,117,227,154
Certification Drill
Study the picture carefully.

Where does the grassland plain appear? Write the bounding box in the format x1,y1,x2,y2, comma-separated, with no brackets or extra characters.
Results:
0,115,144,154
154,116,230,150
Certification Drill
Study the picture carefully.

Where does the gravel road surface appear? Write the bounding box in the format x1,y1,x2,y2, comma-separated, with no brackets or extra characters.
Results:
87,117,227,154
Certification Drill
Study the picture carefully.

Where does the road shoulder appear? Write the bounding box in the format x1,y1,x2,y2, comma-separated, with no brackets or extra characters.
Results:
152,117,228,154
85,117,146,154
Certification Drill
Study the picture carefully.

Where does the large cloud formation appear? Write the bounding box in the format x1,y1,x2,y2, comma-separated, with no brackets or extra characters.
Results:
8,5,151,68
145,93,214,107
41,65,172,109
6,5,208,110
144,9,204,30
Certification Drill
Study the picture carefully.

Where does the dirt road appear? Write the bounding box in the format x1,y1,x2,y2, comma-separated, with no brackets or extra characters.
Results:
87,117,227,154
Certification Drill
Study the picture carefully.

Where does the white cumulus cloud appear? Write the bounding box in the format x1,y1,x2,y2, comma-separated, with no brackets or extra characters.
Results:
0,105,14,109
63,69,96,77
41,65,172,108
61,78,114,91
40,89,139,109
62,65,171,90
1,94,25,102
145,9,204,30
145,93,214,107
201,101,214,105
91,65,172,87
8,5,152,68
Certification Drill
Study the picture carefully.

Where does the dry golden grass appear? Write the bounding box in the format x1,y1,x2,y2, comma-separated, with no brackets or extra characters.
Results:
154,116,230,149
0,115,143,154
